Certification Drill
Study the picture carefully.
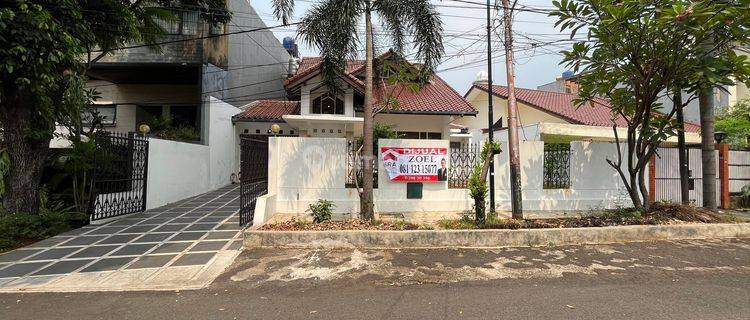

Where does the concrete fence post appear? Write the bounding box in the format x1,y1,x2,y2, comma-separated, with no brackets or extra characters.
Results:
649,154,656,204
717,144,730,209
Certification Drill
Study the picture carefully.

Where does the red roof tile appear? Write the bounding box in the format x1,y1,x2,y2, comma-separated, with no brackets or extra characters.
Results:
285,56,476,115
473,84,700,132
233,100,300,121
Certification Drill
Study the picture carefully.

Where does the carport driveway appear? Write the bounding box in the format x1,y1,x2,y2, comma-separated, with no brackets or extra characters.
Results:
0,185,244,292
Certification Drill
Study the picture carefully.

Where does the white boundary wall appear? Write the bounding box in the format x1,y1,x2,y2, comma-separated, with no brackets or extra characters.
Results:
146,96,240,209
260,137,636,220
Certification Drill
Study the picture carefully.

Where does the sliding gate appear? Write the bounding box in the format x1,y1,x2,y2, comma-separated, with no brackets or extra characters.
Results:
239,135,269,226
652,146,720,206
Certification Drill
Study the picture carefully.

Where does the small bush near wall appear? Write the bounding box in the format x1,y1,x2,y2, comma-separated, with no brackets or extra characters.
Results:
307,199,335,223
0,202,87,252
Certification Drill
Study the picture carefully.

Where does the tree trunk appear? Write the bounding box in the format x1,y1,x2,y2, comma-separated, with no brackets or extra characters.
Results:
674,90,690,205
359,7,375,220
698,87,717,209
1,101,49,215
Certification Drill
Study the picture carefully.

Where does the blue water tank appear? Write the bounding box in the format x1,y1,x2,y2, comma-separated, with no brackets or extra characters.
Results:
283,37,296,50
562,70,575,79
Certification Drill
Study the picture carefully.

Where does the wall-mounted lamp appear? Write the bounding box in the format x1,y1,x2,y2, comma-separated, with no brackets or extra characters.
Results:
138,124,150,135
270,123,281,135
714,131,727,144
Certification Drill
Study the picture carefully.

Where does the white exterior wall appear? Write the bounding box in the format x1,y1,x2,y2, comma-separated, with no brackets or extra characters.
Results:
260,137,637,221
146,96,241,209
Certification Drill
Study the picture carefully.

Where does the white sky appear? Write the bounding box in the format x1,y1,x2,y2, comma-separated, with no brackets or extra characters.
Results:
249,0,571,94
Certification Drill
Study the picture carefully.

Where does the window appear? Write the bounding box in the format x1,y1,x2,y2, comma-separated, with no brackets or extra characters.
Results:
155,10,199,35
209,23,224,35
312,94,344,115
398,131,442,140
83,104,117,126
543,143,571,189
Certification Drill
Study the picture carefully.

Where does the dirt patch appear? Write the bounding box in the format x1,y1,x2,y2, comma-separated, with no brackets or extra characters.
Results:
260,219,426,231
440,203,740,230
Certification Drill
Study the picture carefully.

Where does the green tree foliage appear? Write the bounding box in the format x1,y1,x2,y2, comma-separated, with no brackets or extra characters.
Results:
716,100,750,149
0,0,229,215
551,0,750,210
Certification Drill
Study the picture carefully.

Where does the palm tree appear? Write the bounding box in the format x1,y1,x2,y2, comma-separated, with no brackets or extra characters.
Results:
272,0,444,220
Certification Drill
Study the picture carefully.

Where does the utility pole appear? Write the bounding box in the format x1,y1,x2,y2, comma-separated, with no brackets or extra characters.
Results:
485,0,496,215
501,0,523,219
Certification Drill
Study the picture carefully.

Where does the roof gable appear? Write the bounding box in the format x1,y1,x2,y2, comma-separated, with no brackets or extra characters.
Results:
470,84,700,132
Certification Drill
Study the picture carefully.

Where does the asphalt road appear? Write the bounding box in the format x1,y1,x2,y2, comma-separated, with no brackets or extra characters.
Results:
1,239,748,320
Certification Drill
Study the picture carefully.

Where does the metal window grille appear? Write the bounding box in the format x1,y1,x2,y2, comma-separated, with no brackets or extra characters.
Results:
543,143,571,189
449,142,479,189
345,140,378,189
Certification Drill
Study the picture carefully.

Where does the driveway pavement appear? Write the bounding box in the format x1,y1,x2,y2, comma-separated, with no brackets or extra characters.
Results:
0,185,244,292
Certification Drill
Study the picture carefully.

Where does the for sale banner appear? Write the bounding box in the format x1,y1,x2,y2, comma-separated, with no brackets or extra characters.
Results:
381,147,449,182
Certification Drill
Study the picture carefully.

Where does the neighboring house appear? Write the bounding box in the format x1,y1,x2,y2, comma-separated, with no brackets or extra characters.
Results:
458,82,702,144
84,1,290,143
232,51,477,141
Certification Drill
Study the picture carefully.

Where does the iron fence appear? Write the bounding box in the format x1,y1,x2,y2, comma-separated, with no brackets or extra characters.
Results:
89,132,149,221
543,143,571,189
239,136,269,226
449,142,480,189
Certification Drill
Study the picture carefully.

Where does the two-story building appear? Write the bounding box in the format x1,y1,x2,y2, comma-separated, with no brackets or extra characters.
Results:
85,0,290,144
232,51,477,140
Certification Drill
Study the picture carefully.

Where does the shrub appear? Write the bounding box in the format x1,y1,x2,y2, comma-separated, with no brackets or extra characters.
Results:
307,199,335,223
467,163,487,224
0,203,86,252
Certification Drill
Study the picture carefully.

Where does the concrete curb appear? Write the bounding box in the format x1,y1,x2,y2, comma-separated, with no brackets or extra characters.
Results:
244,223,750,249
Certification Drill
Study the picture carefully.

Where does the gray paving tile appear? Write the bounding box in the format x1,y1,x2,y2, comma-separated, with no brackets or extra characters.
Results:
169,232,207,241
185,223,217,231
32,259,94,275
68,245,120,258
58,227,94,236
216,223,241,231
80,257,135,272
121,225,156,234
227,240,243,251
110,244,157,256
172,253,216,266
107,219,140,227
26,236,71,248
127,255,177,269
172,217,198,224
98,234,141,245
59,235,107,247
26,247,82,261
151,243,191,254
0,249,44,263
152,224,186,233
204,231,239,240
0,262,50,278
138,218,170,225
189,241,228,252
132,233,175,243
87,226,128,235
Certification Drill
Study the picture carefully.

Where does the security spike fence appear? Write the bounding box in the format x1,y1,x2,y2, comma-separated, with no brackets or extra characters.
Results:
448,142,480,189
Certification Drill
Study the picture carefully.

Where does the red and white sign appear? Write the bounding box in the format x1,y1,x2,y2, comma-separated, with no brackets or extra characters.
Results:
381,147,449,182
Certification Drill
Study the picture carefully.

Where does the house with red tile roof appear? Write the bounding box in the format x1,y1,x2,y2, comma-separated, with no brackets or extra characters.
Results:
232,51,477,140
456,82,702,145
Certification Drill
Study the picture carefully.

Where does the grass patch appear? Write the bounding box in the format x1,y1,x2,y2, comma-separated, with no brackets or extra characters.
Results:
438,202,740,230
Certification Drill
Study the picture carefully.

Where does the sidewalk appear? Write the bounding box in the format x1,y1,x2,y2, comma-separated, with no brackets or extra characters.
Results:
0,185,243,292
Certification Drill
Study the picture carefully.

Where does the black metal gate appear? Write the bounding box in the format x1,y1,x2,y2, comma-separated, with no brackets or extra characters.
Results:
89,132,149,221
239,135,269,226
